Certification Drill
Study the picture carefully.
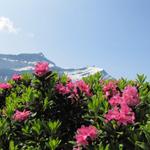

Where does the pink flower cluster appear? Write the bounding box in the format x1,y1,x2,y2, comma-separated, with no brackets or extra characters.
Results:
109,95,122,106
104,85,140,125
105,101,135,125
56,82,74,95
122,85,140,107
55,80,92,100
76,80,92,97
12,74,22,81
0,83,12,90
102,81,119,98
12,110,31,122
34,62,49,76
75,125,98,147
108,85,140,107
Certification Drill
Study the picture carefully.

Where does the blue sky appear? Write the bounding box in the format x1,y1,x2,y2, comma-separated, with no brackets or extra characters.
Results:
0,0,150,80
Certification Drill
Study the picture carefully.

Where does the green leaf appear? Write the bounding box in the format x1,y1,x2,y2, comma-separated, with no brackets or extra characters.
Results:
46,138,61,150
32,119,42,135
60,74,68,84
9,140,18,150
135,141,149,150
136,74,147,84
47,120,61,134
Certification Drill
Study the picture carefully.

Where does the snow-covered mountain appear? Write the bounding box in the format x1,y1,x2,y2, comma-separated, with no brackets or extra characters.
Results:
64,66,111,80
0,53,111,81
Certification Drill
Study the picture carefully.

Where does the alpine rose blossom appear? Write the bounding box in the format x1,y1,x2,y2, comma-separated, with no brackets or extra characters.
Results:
104,85,139,125
55,84,64,94
34,62,49,76
104,107,120,122
123,85,140,107
75,125,98,147
55,80,92,101
0,83,12,89
105,101,135,125
75,80,92,97
55,82,74,95
13,110,31,122
12,74,22,81
119,100,135,125
109,95,122,107
103,81,119,98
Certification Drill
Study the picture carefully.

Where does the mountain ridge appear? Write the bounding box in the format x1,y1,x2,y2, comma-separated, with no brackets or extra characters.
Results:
0,53,111,81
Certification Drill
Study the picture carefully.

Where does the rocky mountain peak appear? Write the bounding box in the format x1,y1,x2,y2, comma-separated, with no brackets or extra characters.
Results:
0,53,111,81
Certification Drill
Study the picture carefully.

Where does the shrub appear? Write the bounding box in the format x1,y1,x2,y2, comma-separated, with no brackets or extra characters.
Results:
0,62,149,150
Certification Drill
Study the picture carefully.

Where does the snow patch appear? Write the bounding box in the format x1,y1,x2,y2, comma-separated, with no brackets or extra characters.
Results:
64,66,108,80
14,66,34,71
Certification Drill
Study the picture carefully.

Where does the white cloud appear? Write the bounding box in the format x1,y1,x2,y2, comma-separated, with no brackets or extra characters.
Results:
0,16,35,38
0,16,18,33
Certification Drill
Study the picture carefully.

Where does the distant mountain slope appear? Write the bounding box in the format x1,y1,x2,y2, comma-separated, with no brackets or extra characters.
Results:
64,66,111,80
0,53,111,81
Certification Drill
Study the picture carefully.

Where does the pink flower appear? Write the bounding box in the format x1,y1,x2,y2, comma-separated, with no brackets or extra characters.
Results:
104,85,139,125
103,81,119,98
56,83,67,95
109,95,122,106
34,62,49,76
104,107,120,122
0,83,12,89
55,80,92,101
66,82,75,91
12,110,31,122
12,74,22,81
119,110,135,125
122,85,140,107
55,83,71,95
104,102,135,125
75,80,92,97
75,125,98,147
